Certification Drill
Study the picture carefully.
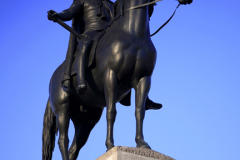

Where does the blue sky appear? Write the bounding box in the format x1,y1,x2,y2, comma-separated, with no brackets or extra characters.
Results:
0,0,239,160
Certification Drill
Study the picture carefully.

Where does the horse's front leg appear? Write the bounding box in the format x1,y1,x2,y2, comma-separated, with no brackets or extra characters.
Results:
103,68,118,150
134,76,151,149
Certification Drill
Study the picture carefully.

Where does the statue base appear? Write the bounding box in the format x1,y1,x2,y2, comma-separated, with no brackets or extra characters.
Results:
96,146,174,160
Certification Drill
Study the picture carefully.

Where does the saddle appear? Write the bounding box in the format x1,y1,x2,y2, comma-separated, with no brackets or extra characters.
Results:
71,29,106,76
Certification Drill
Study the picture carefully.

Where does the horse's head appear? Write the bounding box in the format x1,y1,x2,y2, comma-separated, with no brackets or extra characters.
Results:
113,0,156,19
178,0,193,5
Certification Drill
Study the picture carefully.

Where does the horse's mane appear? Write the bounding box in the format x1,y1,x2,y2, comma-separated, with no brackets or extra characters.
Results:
113,0,156,19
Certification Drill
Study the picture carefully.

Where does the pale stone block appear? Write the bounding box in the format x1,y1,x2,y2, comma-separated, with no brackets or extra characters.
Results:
96,146,174,160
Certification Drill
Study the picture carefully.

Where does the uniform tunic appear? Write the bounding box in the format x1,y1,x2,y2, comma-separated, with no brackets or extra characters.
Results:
58,0,112,39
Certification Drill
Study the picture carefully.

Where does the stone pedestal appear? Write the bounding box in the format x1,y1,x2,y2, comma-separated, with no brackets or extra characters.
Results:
96,146,174,160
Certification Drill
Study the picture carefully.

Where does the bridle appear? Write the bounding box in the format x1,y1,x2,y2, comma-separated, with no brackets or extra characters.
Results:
124,0,180,37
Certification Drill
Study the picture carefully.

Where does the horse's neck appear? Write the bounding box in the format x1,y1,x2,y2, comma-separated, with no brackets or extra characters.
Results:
121,0,150,39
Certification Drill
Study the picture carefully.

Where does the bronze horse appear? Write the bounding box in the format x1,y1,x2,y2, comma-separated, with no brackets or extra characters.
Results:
42,0,192,160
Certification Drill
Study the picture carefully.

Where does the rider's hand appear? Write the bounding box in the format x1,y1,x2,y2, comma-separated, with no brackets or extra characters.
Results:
47,10,59,22
178,0,193,5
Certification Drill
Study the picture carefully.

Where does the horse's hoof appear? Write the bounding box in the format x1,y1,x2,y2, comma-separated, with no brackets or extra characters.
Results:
106,143,115,152
136,140,151,149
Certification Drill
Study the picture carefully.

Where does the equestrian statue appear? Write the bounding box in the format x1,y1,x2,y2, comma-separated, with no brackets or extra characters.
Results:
42,0,192,160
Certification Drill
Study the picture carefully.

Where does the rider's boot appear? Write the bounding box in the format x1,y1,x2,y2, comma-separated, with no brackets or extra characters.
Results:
119,91,162,110
75,37,93,94
145,96,162,110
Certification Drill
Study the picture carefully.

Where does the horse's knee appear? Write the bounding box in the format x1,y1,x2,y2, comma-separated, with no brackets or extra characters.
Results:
106,109,117,121
68,144,77,154
135,109,145,120
58,137,69,151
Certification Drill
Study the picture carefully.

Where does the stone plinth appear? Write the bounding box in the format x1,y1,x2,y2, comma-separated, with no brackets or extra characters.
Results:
96,146,174,160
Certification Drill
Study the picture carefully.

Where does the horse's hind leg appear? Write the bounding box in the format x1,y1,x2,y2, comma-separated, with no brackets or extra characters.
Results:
103,69,118,150
134,76,151,149
50,61,72,160
51,92,71,160
56,103,71,160
68,108,103,160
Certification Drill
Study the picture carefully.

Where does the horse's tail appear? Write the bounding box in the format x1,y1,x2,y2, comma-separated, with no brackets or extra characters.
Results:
42,98,58,160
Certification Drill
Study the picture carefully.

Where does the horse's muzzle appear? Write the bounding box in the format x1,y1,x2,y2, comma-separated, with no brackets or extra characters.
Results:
178,0,193,5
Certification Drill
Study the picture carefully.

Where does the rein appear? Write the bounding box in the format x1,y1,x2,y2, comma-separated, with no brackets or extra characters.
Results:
150,4,180,36
124,0,180,37
124,0,163,12
52,0,180,38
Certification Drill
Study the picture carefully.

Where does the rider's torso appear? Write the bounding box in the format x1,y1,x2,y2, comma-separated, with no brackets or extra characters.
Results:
82,0,111,31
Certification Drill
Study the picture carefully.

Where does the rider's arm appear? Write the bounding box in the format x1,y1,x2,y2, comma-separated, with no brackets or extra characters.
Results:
58,0,84,21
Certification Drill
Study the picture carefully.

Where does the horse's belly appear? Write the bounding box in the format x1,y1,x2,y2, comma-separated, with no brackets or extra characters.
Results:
78,89,131,108
73,74,131,108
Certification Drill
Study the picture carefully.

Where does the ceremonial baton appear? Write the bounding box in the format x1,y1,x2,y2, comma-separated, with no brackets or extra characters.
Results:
49,13,84,39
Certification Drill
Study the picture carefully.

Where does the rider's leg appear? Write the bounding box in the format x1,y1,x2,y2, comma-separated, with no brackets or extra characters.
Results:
75,37,93,93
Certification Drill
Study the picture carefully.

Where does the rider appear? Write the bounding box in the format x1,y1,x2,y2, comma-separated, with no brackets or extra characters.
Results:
48,0,113,93
48,0,162,110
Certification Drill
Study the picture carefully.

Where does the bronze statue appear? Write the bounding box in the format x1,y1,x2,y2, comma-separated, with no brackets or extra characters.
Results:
42,0,192,160
47,0,161,109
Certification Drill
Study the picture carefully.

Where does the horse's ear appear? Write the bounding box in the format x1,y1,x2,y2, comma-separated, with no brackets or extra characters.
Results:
148,0,156,19
149,5,154,19
113,0,124,17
